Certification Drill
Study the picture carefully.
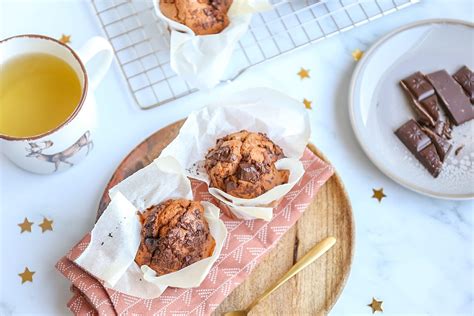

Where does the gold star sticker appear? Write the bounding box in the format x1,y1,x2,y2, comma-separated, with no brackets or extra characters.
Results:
368,297,383,313
39,217,53,233
18,218,34,233
352,48,364,61
59,34,71,44
303,98,312,109
372,188,386,203
297,67,310,80
18,267,35,284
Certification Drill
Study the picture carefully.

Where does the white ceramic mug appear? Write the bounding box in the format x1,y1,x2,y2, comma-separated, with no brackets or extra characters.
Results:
0,34,113,174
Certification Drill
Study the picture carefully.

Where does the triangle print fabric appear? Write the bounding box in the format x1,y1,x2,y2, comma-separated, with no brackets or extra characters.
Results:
56,148,334,315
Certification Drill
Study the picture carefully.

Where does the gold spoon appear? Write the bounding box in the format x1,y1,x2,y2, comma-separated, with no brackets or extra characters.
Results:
224,236,337,316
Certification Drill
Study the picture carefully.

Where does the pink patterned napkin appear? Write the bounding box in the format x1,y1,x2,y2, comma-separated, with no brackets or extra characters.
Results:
56,148,333,315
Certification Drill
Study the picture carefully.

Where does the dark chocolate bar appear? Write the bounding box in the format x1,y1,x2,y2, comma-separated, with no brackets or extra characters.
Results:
453,65,473,103
422,127,452,162
426,70,474,125
395,119,431,155
401,72,435,101
417,144,443,178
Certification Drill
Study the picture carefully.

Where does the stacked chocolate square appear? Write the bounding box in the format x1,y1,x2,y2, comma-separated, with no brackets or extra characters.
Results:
396,66,474,177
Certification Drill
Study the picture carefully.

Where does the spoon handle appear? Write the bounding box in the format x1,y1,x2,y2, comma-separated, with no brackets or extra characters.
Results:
246,236,336,312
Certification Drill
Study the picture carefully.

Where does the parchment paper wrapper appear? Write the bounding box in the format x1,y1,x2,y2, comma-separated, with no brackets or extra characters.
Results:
160,88,311,221
153,0,272,90
74,156,227,299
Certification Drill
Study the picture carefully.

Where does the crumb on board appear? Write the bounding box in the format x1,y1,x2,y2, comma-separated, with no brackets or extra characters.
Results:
455,145,465,156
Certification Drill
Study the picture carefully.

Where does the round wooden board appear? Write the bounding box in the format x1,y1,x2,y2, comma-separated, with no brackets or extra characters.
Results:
97,120,354,315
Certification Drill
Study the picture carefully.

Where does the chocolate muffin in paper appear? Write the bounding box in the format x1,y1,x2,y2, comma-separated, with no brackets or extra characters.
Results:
160,0,232,35
135,199,215,276
205,130,290,199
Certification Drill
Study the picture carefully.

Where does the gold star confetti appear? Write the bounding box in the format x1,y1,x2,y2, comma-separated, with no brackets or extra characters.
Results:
372,188,386,203
368,297,383,313
297,67,310,80
352,48,364,61
39,217,53,233
59,34,71,44
303,98,312,109
18,218,34,233
18,267,35,284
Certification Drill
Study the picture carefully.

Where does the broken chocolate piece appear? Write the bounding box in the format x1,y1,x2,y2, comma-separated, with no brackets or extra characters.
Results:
395,119,431,155
422,127,452,162
417,144,443,178
401,72,435,101
412,103,436,126
426,70,474,125
400,73,438,126
420,94,440,123
453,65,474,103
395,120,444,178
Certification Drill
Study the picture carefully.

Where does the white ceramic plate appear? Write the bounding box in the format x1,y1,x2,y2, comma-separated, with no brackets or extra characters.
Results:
349,19,474,200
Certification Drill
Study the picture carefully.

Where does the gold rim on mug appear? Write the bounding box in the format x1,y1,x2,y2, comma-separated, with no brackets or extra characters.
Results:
0,34,89,141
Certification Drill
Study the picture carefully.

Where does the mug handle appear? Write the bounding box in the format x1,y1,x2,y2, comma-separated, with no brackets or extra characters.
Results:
76,36,113,88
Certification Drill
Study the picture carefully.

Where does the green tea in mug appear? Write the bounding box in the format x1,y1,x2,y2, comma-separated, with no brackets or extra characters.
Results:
0,53,82,138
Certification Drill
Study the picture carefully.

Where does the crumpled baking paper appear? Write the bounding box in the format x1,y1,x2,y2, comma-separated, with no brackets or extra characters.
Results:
160,87,311,221
153,0,272,90
74,156,227,299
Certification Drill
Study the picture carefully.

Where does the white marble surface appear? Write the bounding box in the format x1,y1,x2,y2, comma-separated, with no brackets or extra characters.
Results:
0,0,473,315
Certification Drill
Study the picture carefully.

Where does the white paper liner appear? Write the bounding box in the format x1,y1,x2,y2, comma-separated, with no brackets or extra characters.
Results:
74,156,227,299
160,87,311,221
153,0,272,90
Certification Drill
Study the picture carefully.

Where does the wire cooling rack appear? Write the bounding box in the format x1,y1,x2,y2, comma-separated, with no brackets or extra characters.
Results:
90,0,419,109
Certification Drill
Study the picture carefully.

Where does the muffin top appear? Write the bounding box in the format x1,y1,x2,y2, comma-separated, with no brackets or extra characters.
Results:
135,199,215,276
160,0,232,35
205,130,289,199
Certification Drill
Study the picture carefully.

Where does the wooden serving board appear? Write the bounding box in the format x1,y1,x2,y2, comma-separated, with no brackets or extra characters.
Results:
97,120,354,315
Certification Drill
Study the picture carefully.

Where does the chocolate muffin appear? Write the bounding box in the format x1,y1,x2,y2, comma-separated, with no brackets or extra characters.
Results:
205,130,290,199
135,199,215,276
159,0,232,35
